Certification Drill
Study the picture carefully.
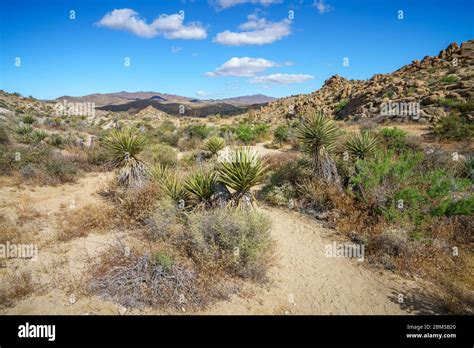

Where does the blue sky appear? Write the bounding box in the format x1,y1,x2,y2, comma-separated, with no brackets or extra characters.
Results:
0,0,473,100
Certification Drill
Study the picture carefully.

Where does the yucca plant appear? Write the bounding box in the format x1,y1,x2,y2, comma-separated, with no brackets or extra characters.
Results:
204,136,225,156
217,147,266,208
184,170,217,207
297,113,340,184
14,124,33,136
103,128,149,188
458,156,474,182
150,163,173,182
344,131,379,160
22,113,36,125
29,130,48,144
151,164,188,204
14,124,33,144
160,171,189,204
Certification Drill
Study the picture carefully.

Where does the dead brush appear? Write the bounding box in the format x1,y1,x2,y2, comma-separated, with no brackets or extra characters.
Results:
0,269,35,308
89,245,228,310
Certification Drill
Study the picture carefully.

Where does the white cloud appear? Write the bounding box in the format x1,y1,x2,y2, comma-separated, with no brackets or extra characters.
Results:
171,46,183,53
97,9,207,39
313,0,333,14
250,73,314,84
205,57,279,77
214,14,291,46
213,0,283,10
196,90,209,97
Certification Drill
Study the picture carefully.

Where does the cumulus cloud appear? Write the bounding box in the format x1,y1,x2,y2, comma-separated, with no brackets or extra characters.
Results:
213,0,283,10
205,57,279,77
313,0,333,14
250,73,314,84
214,14,291,46
97,9,207,39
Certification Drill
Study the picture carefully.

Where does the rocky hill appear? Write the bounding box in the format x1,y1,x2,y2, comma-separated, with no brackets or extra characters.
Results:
255,40,474,123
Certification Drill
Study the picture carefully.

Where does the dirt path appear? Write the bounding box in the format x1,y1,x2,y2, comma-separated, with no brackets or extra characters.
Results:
199,207,414,315
1,172,421,315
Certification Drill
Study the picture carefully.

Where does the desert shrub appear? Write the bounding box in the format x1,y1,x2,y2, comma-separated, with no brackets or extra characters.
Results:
263,155,312,192
334,99,349,113
146,199,184,241
114,183,160,224
439,74,459,84
185,124,212,140
177,137,203,152
0,127,10,144
297,179,340,213
44,156,78,184
234,123,269,144
273,125,290,146
352,149,472,228
379,127,407,152
155,120,180,146
58,205,116,241
431,113,474,141
142,143,177,167
185,208,273,280
264,182,296,206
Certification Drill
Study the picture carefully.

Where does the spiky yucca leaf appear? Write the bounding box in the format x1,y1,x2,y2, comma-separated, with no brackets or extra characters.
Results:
160,171,189,204
217,147,266,208
184,170,217,207
151,164,188,203
150,163,173,182
297,113,339,155
344,131,379,160
103,128,149,188
297,113,340,184
14,124,33,136
204,136,225,156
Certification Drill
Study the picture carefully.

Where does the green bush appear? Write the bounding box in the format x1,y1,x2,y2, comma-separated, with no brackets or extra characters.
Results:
235,123,269,144
431,114,474,141
186,208,273,280
185,124,212,140
380,127,408,152
264,182,296,206
352,149,473,227
334,99,349,113
45,157,78,183
439,74,459,84
152,251,174,272
273,125,290,145
142,143,177,167
155,120,180,146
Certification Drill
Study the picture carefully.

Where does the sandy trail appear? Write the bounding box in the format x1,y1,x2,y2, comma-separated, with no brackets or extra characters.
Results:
1,172,420,315
200,207,413,315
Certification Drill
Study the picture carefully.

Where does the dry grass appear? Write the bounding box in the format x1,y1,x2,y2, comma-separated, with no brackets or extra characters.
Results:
57,204,117,242
0,269,35,309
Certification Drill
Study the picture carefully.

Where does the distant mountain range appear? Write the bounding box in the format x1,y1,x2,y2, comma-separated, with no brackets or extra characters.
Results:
52,92,275,117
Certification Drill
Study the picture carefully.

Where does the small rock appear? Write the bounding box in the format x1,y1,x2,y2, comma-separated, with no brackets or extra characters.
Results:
68,294,76,305
118,305,127,315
